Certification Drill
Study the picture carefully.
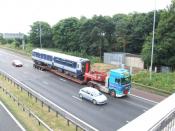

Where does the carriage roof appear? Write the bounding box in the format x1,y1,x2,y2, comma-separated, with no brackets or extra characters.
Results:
32,48,89,63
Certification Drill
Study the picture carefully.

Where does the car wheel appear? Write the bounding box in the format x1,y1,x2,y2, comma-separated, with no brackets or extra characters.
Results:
92,99,97,105
110,90,116,97
79,94,83,99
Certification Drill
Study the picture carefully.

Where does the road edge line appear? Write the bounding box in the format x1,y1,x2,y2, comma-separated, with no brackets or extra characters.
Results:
0,101,26,131
130,93,158,104
0,69,99,131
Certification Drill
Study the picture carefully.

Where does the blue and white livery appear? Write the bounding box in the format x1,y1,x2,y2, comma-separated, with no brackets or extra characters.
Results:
32,48,90,79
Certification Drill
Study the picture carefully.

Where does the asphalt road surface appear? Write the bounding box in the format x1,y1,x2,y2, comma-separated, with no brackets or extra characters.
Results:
0,48,160,131
0,101,25,131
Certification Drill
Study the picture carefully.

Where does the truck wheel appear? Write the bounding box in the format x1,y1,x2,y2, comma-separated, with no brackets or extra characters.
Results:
92,99,97,105
110,90,116,97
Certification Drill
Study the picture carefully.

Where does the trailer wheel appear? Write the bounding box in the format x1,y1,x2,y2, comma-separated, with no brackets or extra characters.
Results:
87,82,93,87
110,90,116,97
94,85,100,90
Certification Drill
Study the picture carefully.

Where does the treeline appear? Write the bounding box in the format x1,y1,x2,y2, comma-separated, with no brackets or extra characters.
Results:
29,13,155,56
1,0,175,69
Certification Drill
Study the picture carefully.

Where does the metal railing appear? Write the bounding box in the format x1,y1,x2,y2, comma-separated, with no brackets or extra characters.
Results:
118,93,175,131
150,108,175,131
0,86,53,131
0,69,98,131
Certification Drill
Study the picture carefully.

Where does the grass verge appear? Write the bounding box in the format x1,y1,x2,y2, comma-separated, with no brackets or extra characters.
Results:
0,75,81,131
132,71,175,94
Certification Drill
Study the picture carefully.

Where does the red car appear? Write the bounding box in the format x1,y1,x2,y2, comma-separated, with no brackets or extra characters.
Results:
12,60,23,67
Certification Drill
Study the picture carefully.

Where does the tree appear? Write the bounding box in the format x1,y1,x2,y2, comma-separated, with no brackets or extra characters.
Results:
113,14,131,52
29,21,53,48
79,15,116,58
0,35,6,44
52,17,81,51
142,0,175,69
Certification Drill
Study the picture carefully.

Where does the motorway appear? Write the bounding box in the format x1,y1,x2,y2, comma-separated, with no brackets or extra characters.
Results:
0,48,157,131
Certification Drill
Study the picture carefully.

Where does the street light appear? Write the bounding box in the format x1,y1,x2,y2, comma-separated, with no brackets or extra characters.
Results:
150,0,156,79
99,32,105,61
39,22,42,48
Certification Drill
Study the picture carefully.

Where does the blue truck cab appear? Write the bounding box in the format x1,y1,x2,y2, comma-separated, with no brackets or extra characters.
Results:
108,68,131,97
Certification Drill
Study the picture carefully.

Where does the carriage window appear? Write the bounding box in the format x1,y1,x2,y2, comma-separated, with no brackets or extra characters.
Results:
72,62,77,68
77,64,79,68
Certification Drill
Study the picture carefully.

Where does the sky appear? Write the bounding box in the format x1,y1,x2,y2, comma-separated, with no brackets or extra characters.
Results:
0,0,172,34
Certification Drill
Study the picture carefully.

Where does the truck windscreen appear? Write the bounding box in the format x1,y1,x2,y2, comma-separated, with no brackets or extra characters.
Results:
121,76,131,85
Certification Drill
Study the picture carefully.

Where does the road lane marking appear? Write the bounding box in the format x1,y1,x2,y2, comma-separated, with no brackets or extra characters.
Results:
0,69,99,131
126,121,129,123
72,96,82,101
130,93,158,104
0,50,33,64
123,99,149,110
0,101,26,131
23,71,29,74
60,78,66,82
43,81,49,85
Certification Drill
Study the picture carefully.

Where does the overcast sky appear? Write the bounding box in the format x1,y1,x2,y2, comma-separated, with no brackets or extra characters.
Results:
0,0,171,34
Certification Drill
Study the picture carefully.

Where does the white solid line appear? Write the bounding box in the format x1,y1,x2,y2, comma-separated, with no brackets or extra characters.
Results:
0,101,26,131
123,99,149,110
130,93,158,104
60,78,66,82
0,69,99,131
72,96,82,101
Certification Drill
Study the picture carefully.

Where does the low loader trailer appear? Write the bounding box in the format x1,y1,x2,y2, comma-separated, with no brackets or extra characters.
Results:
33,63,131,97
32,48,131,97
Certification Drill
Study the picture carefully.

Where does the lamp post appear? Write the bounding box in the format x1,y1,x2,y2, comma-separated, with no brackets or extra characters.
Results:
39,22,42,48
150,0,156,80
99,32,105,61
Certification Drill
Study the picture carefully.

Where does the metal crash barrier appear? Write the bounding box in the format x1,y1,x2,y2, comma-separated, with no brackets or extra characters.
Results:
118,93,175,131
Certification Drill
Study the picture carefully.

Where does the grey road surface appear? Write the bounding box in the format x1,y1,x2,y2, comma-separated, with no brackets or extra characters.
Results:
0,101,25,131
0,48,157,131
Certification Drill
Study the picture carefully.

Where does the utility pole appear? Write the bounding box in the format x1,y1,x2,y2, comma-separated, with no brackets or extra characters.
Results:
150,0,156,79
39,22,42,48
99,32,105,62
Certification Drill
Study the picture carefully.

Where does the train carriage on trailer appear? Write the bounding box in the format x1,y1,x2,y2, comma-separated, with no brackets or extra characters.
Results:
32,49,90,79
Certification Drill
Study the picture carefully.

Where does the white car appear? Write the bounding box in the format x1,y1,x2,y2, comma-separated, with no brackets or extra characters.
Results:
79,87,107,105
12,60,23,67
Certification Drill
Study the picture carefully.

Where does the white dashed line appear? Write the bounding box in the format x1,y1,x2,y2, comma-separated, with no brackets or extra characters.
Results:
72,96,82,101
60,78,66,82
43,81,49,85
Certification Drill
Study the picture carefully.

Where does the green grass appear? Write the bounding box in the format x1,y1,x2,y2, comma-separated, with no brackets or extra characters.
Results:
0,75,81,131
132,71,175,93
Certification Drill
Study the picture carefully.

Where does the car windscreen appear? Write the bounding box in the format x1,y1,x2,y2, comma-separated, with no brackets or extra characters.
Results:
93,91,102,97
